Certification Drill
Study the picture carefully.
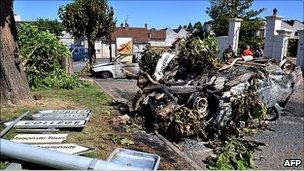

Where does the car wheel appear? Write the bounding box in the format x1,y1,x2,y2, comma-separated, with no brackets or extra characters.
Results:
101,71,112,79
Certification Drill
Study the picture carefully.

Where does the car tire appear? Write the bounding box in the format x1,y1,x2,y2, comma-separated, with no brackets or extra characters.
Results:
101,71,112,79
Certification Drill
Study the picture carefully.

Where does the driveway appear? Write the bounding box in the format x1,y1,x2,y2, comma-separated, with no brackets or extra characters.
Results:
94,77,304,170
94,78,139,101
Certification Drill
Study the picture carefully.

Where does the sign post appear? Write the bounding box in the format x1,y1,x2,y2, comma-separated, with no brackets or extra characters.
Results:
11,134,69,144
34,144,95,155
32,109,92,120
4,120,87,129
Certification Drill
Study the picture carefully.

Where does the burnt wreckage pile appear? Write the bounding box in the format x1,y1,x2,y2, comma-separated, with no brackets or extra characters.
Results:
122,37,303,141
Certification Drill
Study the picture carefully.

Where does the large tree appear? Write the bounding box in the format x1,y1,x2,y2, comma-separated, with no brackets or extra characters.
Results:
187,22,193,32
194,21,203,31
32,18,64,37
206,0,265,50
0,0,31,104
58,0,116,64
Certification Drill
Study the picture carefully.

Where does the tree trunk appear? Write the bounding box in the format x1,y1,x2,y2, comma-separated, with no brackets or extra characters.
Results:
0,0,31,104
109,35,113,62
88,38,96,65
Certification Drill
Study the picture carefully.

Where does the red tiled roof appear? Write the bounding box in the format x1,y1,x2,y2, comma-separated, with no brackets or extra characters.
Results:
149,30,166,40
111,27,149,43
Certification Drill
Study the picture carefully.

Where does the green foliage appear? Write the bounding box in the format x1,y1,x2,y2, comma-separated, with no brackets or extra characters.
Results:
139,45,165,75
0,162,9,170
18,23,86,89
231,79,267,123
207,138,255,170
187,22,193,32
177,36,221,78
29,68,90,89
206,0,265,49
193,21,203,31
32,18,64,37
58,0,116,64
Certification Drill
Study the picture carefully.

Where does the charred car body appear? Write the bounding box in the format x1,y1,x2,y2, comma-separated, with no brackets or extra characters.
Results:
126,51,302,141
91,55,140,79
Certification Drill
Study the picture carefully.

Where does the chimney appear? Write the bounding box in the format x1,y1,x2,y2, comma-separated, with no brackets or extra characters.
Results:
145,23,148,29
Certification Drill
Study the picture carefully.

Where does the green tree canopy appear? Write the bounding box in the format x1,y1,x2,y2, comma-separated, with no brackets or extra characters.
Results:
18,23,83,89
58,0,116,64
194,21,203,31
206,0,266,50
187,22,193,32
32,18,64,37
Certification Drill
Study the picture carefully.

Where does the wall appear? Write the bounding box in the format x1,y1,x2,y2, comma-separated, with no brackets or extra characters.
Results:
165,29,179,46
149,40,166,47
177,29,188,39
296,30,304,71
99,42,147,59
59,31,74,47
216,36,228,58
292,21,304,38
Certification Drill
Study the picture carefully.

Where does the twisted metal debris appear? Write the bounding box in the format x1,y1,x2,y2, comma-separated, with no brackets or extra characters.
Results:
122,37,303,141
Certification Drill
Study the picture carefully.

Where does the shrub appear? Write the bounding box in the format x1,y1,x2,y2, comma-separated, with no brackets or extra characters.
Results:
177,36,221,79
139,45,166,75
18,23,86,89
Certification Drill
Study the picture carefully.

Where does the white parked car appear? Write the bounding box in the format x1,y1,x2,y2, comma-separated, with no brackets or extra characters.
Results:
91,55,140,79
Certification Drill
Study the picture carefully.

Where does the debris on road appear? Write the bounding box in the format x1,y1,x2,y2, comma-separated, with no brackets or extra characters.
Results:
117,36,302,142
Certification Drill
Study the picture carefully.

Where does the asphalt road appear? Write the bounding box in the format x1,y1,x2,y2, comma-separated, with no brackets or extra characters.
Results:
93,77,304,170
248,79,304,170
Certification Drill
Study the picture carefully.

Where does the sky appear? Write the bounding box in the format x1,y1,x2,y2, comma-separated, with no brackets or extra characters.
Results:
14,0,304,29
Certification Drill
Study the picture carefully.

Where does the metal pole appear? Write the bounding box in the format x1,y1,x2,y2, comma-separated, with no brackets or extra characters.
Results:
0,111,29,137
0,139,141,170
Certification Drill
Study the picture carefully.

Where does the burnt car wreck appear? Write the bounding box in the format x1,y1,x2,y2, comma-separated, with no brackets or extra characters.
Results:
118,37,303,142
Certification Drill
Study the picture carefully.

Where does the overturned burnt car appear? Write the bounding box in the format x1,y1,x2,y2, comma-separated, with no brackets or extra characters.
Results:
121,38,303,141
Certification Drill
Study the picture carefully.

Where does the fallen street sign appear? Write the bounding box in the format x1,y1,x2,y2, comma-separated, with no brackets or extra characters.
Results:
4,120,87,129
11,134,69,144
32,109,92,121
34,144,95,155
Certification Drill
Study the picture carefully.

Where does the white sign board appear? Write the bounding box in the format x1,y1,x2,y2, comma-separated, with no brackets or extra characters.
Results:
33,109,91,120
11,134,69,144
34,144,94,155
116,37,133,62
4,120,86,129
